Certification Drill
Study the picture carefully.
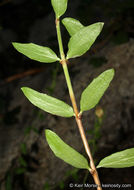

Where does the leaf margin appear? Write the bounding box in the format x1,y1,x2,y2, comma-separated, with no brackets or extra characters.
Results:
66,22,104,59
21,87,74,118
45,129,90,170
12,42,60,63
80,68,115,113
97,148,134,168
62,17,84,36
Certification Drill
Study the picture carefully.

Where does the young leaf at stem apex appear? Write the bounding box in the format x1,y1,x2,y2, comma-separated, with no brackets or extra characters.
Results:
12,43,60,63
21,87,74,118
62,17,84,36
45,130,90,170
51,0,68,18
80,69,115,112
97,148,134,168
67,22,104,59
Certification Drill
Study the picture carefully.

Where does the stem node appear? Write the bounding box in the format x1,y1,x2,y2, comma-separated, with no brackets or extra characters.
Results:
90,168,95,175
60,59,63,65
78,112,82,119
55,18,59,27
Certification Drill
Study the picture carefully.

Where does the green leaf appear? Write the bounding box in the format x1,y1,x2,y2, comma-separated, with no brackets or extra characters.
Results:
21,87,74,117
97,148,134,168
67,22,104,59
12,43,60,63
51,0,68,18
45,130,90,169
62,17,84,36
80,69,114,112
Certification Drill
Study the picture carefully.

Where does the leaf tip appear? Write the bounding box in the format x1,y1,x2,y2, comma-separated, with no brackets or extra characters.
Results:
108,68,115,78
99,22,104,30
45,129,50,136
21,87,29,96
12,42,18,48
111,68,115,74
45,129,54,141
12,42,24,52
21,87,24,92
100,22,104,26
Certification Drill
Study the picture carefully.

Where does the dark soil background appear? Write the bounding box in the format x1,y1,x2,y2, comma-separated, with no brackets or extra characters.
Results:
0,0,134,190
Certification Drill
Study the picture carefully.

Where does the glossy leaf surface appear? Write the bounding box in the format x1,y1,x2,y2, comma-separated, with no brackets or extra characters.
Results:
62,17,84,36
45,130,90,169
13,43,60,63
97,148,134,168
21,87,74,117
80,69,114,112
67,22,104,59
51,0,68,18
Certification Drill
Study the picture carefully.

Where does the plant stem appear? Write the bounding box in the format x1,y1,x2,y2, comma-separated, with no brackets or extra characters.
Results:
56,18,102,190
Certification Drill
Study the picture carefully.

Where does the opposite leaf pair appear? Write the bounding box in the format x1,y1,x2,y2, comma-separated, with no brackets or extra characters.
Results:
12,0,104,65
46,130,134,170
21,69,114,118
13,18,103,62
52,0,104,59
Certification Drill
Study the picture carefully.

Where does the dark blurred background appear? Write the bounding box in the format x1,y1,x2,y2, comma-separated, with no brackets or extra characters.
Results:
0,0,134,190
